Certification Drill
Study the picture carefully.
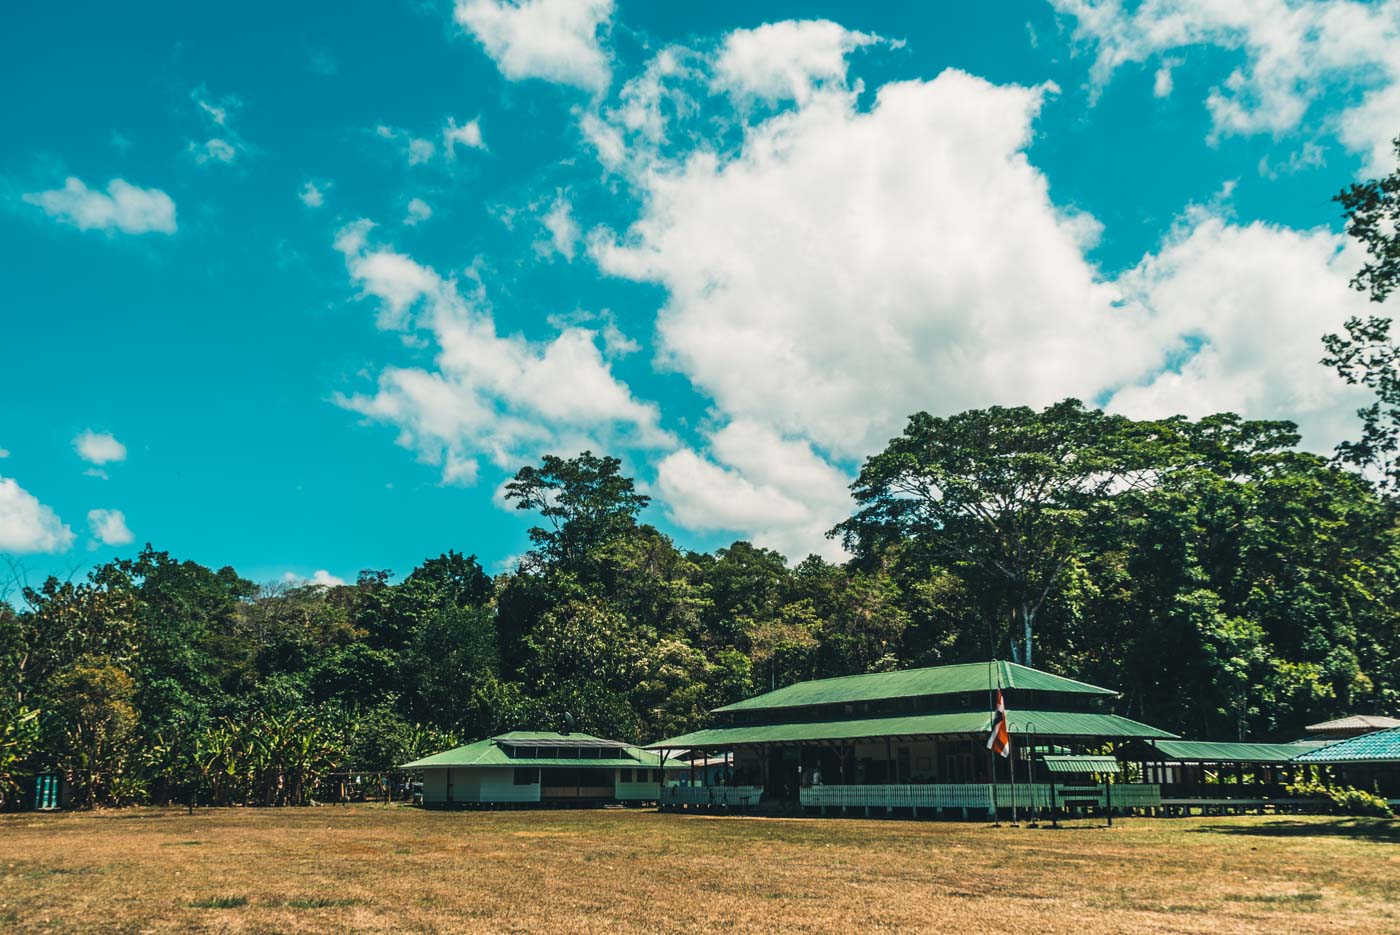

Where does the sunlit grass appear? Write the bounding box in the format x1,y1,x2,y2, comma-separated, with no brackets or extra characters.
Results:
0,806,1394,932
188,895,248,909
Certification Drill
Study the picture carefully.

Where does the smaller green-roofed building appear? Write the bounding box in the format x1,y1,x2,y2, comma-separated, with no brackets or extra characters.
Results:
1293,726,1400,802
1293,726,1400,764
400,731,687,807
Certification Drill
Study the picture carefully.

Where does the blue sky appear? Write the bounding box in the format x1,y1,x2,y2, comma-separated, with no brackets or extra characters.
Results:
3,0,1398,590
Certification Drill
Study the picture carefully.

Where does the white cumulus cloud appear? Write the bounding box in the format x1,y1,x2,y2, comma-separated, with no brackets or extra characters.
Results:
283,569,347,587
87,508,134,547
455,0,614,93
593,68,1146,462
444,117,485,155
333,220,670,486
1105,210,1374,446
656,421,852,561
713,19,889,104
379,118,485,166
299,181,326,207
581,22,1371,560
405,198,433,226
74,431,127,466
540,192,579,260
187,87,250,166
1051,0,1400,174
23,177,176,235
0,477,74,554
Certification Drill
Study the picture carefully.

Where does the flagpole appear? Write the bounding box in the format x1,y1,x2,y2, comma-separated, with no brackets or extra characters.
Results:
1002,665,1018,827
1008,736,1018,827
987,658,999,826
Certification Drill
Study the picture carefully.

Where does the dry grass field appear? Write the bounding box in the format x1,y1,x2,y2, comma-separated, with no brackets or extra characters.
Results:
1,805,1397,934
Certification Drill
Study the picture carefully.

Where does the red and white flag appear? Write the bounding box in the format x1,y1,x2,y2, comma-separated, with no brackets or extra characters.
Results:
987,688,1010,757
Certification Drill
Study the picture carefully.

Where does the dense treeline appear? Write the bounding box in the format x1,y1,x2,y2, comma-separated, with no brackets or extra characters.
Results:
4,140,1400,810
2,409,1398,809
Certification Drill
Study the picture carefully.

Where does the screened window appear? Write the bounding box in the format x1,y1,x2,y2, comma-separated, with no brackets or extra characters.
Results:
620,768,633,782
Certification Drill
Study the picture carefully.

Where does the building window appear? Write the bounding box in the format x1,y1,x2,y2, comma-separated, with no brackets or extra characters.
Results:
620,768,633,782
513,767,539,785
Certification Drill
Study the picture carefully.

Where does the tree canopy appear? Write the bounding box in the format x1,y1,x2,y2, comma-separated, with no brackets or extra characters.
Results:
4,147,1400,807
3,414,1398,809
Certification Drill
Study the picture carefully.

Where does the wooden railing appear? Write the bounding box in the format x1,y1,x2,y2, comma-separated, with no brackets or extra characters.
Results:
540,786,615,799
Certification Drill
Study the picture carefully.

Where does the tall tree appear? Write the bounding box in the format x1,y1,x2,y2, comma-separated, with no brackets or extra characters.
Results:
1323,134,1400,494
837,399,1165,666
504,452,650,570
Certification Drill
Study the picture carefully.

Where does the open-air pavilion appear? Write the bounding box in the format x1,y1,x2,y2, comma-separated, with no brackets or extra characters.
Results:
648,660,1176,819
1123,739,1332,814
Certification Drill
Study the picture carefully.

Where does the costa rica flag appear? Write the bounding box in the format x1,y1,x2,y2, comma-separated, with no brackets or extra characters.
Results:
987,688,1010,757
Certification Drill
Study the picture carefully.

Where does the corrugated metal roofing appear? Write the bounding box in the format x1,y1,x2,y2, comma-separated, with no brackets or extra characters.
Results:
399,732,681,770
1303,715,1400,734
1041,755,1121,774
714,661,1116,714
648,709,1174,749
1148,740,1329,763
501,737,631,749
1293,726,1400,764
492,731,612,743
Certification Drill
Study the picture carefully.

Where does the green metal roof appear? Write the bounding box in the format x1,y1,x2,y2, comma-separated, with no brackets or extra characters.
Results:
1148,740,1330,763
399,732,685,770
1041,755,1121,774
1293,727,1400,764
490,731,617,744
714,661,1115,714
648,709,1174,749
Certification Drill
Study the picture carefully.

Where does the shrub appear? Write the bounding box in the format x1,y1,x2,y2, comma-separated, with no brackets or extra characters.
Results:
1327,786,1393,818
1286,780,1393,818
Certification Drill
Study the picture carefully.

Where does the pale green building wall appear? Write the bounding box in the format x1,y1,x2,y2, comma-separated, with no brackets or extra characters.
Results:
419,764,686,805
475,767,540,803
615,778,660,801
419,766,541,804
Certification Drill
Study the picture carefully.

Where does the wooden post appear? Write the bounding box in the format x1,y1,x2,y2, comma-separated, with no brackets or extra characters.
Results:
1008,741,1018,827
988,743,1000,825
761,745,769,801
1105,774,1113,827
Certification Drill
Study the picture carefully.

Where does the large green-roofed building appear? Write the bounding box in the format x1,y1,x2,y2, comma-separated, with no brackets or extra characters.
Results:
713,661,1115,715
648,660,1174,813
400,731,686,807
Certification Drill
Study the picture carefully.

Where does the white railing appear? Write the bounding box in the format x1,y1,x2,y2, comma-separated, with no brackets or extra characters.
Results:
799,783,1161,810
802,784,996,810
661,785,764,808
1107,784,1161,807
